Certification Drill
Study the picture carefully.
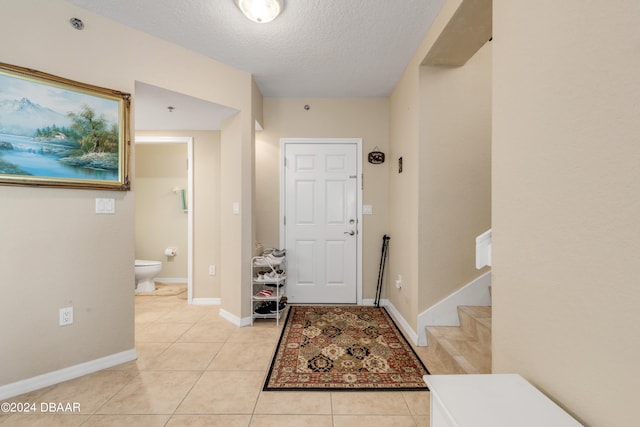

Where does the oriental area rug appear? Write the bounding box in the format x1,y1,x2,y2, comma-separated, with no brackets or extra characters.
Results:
263,305,430,391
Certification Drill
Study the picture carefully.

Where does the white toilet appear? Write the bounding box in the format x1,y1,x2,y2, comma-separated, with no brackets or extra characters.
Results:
134,259,162,293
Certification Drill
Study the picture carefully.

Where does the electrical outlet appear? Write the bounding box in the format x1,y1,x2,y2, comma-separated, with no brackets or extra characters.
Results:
209,265,216,276
59,307,73,326
395,275,403,289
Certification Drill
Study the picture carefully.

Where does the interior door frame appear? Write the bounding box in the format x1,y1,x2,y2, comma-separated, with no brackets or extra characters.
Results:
279,138,363,305
135,136,194,304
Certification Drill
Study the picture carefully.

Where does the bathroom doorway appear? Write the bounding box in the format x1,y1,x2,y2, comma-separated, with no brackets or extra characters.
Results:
135,136,194,302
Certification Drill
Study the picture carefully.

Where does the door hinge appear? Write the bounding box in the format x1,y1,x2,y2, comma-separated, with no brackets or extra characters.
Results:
284,216,286,225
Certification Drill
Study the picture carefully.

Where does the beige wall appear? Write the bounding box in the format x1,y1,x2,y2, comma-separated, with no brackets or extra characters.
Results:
0,0,253,388
418,42,492,310
252,77,264,129
135,143,188,278
136,131,222,299
388,0,466,330
492,1,640,426
256,98,389,300
219,113,248,317
388,67,421,326
192,131,222,299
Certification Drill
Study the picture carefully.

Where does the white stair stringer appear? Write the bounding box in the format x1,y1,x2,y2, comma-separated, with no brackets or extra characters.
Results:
417,271,491,346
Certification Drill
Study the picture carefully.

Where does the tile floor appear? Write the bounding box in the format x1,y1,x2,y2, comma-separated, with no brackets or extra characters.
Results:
1,291,444,426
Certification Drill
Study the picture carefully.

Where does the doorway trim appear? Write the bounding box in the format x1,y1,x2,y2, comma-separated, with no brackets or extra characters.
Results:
279,138,363,305
135,136,194,303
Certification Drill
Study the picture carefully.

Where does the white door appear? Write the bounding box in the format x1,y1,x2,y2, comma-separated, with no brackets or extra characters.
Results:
283,141,359,303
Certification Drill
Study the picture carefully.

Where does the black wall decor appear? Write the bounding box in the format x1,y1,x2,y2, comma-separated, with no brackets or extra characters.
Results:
368,146,385,164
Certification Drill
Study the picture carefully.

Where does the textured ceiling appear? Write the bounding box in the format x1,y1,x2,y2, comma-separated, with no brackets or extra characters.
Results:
67,0,444,98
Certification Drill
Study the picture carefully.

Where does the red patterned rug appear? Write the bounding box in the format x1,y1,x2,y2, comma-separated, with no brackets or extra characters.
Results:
263,305,430,391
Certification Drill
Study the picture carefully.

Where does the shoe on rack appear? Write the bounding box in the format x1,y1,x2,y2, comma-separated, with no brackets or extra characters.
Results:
254,302,271,314
257,289,273,297
265,282,284,288
271,249,286,257
270,301,286,313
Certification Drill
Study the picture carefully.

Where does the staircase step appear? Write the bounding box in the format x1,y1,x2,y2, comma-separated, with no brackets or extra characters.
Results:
425,327,468,374
427,326,491,374
426,305,492,374
458,305,492,345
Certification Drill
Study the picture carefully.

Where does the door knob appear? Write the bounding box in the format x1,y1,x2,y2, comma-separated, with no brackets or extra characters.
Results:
344,230,355,236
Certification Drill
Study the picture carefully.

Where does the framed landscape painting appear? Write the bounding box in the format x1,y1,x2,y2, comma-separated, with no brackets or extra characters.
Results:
0,62,130,190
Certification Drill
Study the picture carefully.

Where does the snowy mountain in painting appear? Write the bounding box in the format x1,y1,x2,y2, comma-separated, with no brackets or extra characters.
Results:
0,97,71,137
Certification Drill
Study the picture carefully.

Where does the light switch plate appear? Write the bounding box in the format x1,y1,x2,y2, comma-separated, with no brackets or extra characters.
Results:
362,205,373,215
96,198,115,214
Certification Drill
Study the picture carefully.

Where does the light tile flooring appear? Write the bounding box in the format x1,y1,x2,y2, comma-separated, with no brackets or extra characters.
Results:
1,292,447,426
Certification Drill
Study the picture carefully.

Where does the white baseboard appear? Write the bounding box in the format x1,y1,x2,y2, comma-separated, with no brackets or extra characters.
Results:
417,271,492,346
219,309,252,327
191,298,221,305
383,300,419,346
0,349,137,400
361,298,388,306
350,299,421,345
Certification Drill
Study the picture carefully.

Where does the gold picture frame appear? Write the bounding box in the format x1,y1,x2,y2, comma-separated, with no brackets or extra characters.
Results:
0,62,130,190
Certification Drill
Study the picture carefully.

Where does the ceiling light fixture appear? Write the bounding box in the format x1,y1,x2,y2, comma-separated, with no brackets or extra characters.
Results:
235,0,283,23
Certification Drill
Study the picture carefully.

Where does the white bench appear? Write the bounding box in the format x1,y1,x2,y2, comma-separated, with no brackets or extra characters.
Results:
423,374,583,427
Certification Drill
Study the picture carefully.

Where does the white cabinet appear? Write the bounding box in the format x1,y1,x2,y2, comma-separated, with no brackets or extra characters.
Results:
250,255,287,325
423,374,583,427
